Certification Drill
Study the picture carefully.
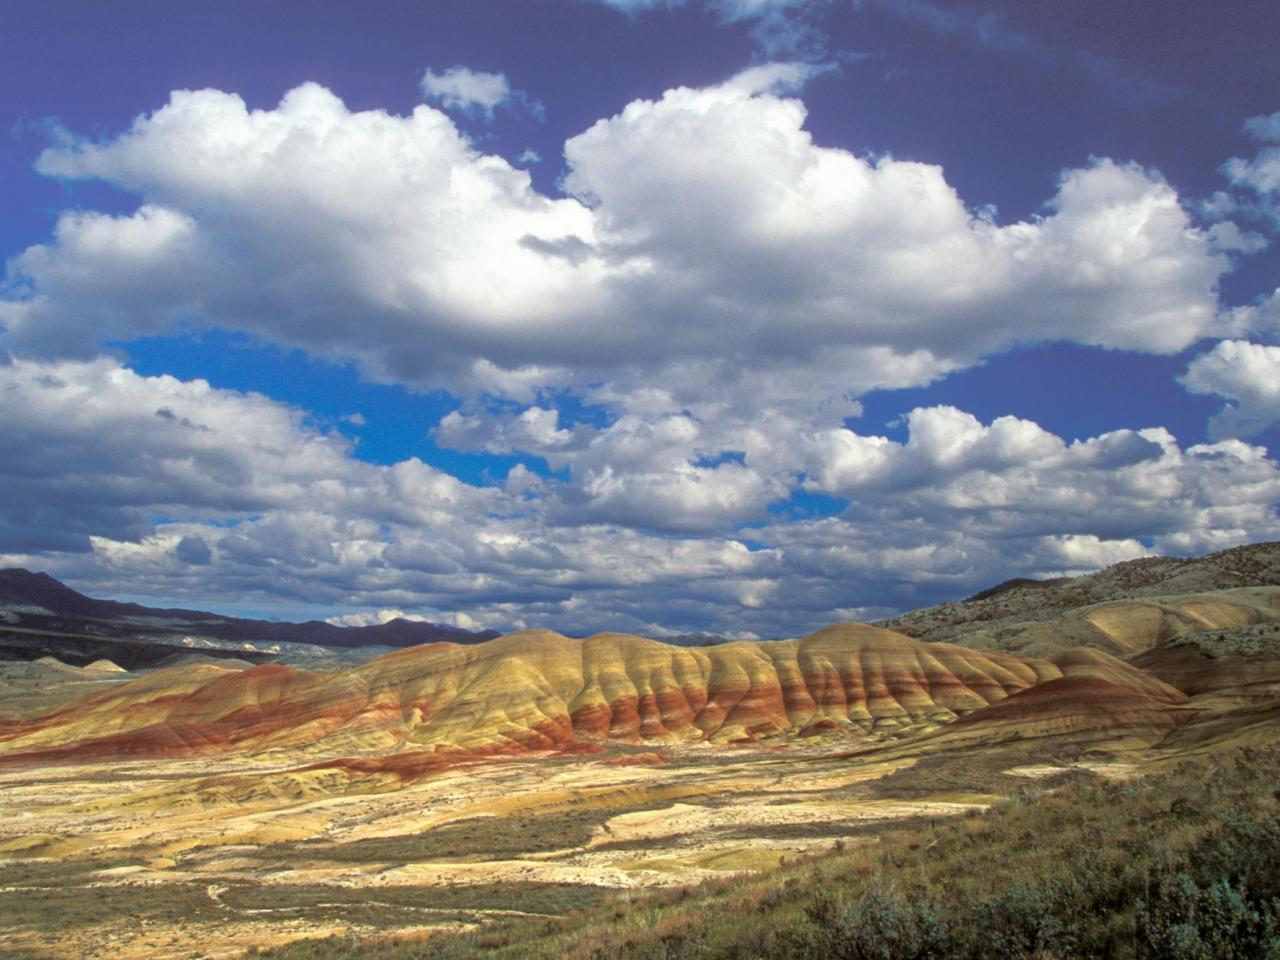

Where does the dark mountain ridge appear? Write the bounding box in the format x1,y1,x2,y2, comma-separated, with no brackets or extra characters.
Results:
0,568,500,669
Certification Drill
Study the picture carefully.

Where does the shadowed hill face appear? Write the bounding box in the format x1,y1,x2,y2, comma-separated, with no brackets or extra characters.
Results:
0,623,1076,764
922,647,1190,751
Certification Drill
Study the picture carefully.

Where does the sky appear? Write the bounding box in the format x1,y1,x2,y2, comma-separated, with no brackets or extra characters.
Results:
2,0,1279,638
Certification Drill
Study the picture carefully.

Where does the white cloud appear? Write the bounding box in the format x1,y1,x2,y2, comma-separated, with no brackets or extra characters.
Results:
418,65,542,121
791,406,1280,558
0,355,501,551
905,432,1263,532
1220,108,1280,229
4,354,1276,635
1,72,1275,635
436,405,576,455
325,608,430,627
1207,220,1268,255
1244,111,1280,143
722,60,828,95
1036,534,1152,575
0,355,783,631
8,82,598,380
2,363,1269,634
562,86,1224,359
1181,339,1280,439
3,72,1232,405
442,404,787,533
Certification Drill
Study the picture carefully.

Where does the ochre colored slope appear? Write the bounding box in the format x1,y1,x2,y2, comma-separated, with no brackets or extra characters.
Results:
1081,593,1277,655
0,623,1071,764
1131,644,1280,701
927,648,1190,749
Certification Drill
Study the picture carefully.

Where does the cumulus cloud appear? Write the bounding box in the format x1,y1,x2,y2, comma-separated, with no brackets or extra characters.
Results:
0,355,501,553
3,71,1232,404
1036,534,1153,575
440,405,784,532
7,82,597,377
3,355,1277,635
1182,339,1280,439
799,406,1280,547
1206,220,1268,255
561,76,1226,373
436,405,577,455
1,71,1275,634
0,355,784,630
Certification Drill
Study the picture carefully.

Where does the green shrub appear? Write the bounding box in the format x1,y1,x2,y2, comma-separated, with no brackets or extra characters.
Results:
1138,810,1280,960
969,880,1082,960
1184,811,1280,900
1138,873,1280,960
806,889,953,960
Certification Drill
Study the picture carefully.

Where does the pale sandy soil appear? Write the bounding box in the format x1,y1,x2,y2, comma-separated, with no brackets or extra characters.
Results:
1004,761,1139,780
0,741,992,959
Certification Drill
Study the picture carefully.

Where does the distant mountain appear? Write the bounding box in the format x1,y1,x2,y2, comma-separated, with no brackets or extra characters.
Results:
0,568,500,669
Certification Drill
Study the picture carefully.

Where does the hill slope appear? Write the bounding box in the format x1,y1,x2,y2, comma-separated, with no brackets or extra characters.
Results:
0,622,1194,768
877,541,1280,657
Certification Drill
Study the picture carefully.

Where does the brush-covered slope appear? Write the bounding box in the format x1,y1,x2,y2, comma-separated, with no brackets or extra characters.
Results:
0,623,1076,763
878,542,1280,658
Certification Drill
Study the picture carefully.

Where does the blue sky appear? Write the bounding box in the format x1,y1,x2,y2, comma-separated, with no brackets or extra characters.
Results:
2,0,1279,636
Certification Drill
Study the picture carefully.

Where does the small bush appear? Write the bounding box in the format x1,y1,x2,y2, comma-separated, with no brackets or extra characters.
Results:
1138,873,1280,960
806,889,953,960
969,879,1083,960
1138,810,1280,960
1184,811,1280,900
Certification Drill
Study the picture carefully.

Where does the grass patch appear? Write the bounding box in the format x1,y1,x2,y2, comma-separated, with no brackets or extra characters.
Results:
0,876,220,932
219,882,601,922
256,808,615,866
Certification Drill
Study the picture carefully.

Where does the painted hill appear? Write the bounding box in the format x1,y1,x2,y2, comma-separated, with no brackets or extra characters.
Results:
3,545,1278,776
0,622,1188,768
920,646,1190,751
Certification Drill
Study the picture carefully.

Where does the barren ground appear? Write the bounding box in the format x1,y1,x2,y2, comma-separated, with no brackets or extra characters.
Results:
0,731,1100,960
